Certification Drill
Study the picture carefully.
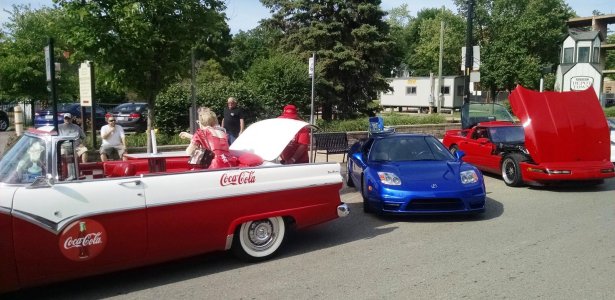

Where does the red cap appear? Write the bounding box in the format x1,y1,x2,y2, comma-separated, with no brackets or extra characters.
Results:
280,104,298,119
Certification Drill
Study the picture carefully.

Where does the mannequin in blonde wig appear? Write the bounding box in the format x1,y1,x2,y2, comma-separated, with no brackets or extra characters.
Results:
186,108,237,169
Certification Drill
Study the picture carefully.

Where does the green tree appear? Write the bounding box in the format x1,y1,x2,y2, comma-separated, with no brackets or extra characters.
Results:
402,8,442,75
0,5,75,103
57,0,230,147
454,0,573,95
228,26,281,80
607,34,615,80
262,0,399,121
243,52,312,119
385,4,413,77
408,9,465,77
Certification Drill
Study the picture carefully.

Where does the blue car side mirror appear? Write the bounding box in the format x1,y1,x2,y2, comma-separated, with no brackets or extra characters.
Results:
455,150,465,161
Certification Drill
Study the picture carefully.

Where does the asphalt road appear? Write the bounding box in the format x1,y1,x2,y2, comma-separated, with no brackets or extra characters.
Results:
8,175,615,299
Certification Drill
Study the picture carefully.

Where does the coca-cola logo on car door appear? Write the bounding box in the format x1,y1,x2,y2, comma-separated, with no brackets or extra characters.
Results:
220,171,256,186
59,219,107,261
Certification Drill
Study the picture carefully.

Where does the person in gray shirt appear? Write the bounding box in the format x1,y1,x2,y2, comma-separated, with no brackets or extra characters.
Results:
58,113,89,162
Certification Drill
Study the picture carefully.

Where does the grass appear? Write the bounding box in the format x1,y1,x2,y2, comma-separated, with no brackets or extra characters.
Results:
605,106,615,118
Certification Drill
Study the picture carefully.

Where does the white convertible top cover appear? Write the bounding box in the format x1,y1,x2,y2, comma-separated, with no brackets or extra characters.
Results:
229,118,309,161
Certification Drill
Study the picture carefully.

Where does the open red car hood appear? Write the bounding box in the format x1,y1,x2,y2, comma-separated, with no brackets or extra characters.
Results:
509,85,610,164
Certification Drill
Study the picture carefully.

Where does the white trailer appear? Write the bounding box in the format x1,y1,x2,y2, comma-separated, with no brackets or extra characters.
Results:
380,76,465,113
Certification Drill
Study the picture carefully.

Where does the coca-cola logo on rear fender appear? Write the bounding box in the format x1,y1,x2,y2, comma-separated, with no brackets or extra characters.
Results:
220,171,256,186
59,219,107,261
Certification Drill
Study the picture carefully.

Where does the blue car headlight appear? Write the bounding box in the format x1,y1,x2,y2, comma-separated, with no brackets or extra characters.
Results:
378,172,401,185
460,170,479,184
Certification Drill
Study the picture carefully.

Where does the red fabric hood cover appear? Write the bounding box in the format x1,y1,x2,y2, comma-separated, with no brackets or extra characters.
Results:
508,85,610,164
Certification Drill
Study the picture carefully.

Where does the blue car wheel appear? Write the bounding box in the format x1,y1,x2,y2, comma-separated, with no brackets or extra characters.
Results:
361,176,374,214
346,163,355,187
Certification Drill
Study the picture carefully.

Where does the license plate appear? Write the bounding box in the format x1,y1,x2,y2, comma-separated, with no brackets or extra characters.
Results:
117,116,127,121
45,115,53,120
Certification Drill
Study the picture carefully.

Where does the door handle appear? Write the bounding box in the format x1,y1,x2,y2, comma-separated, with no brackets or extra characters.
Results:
119,180,141,186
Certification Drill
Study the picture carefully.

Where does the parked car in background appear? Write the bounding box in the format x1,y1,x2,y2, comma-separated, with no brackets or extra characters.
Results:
346,132,486,215
0,110,9,131
106,102,148,132
34,103,107,129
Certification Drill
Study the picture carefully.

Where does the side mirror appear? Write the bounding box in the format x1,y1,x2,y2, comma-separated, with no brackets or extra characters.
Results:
27,174,54,189
356,152,366,163
455,150,466,161
477,137,490,144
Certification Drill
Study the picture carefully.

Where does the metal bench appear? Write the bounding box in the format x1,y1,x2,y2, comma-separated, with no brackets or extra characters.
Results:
313,132,349,162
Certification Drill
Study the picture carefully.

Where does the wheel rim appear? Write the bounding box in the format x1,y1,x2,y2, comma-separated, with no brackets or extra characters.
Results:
239,217,284,258
0,119,7,131
502,159,515,183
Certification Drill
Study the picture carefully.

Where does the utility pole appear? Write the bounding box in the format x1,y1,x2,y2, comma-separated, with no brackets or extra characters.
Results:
437,6,445,114
45,38,58,133
461,0,475,129
190,48,197,134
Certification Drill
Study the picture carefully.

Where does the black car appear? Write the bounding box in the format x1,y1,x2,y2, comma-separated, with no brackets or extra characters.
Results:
108,102,148,132
0,110,9,131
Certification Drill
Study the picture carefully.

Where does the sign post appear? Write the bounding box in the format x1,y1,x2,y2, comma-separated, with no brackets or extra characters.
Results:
79,61,96,149
309,53,316,163
461,0,475,129
45,38,58,133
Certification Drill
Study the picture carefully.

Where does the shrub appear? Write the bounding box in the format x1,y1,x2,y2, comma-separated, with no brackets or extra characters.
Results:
155,80,259,134
316,113,447,132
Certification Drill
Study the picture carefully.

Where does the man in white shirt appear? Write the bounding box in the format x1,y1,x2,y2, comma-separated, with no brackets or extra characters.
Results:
100,116,127,161
58,113,89,162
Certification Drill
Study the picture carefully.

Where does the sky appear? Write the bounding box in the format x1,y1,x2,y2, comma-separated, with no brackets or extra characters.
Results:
1,0,614,34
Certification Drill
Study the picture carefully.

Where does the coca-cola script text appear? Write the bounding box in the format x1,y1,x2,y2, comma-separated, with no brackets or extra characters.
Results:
220,171,256,186
64,232,103,249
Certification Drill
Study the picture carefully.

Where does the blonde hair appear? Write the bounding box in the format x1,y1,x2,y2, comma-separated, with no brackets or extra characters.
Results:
198,108,218,127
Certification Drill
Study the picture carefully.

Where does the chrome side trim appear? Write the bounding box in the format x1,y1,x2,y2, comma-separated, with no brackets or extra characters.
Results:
10,205,144,235
225,234,234,250
0,206,11,215
145,182,342,209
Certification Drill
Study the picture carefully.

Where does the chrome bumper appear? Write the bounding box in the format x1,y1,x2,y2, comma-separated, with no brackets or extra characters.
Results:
337,203,350,217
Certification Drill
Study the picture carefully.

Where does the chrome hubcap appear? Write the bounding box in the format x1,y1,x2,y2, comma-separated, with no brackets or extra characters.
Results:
246,220,276,250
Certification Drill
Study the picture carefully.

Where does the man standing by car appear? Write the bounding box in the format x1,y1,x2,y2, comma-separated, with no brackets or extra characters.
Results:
278,104,310,164
100,116,127,161
58,113,89,162
221,97,244,145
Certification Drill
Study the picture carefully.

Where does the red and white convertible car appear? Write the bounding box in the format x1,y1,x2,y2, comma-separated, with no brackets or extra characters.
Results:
0,118,348,293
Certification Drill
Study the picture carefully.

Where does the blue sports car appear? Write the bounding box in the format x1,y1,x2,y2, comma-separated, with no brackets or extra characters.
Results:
346,133,486,215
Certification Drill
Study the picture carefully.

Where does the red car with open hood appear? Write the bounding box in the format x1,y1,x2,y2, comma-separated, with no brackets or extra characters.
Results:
443,86,615,187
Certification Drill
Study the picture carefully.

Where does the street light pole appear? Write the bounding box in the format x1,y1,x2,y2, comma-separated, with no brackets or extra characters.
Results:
461,0,475,129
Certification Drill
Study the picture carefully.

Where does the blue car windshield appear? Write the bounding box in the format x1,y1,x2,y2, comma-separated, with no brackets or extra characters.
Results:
369,136,454,162
488,126,524,143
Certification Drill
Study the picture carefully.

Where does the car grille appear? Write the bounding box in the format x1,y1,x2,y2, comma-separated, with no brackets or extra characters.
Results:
405,198,464,211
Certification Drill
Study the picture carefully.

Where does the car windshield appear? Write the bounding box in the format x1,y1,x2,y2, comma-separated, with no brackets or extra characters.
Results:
468,103,515,125
0,135,48,184
369,136,454,162
488,126,525,143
